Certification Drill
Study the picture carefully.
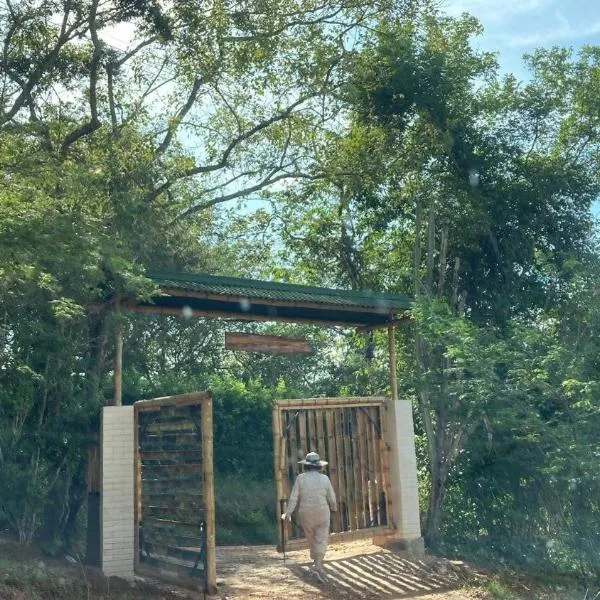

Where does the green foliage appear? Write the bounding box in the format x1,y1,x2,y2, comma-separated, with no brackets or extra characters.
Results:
0,0,599,587
486,579,516,600
215,475,277,546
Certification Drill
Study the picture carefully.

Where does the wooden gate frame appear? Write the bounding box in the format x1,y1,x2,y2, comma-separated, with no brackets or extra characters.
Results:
133,392,217,595
273,396,395,551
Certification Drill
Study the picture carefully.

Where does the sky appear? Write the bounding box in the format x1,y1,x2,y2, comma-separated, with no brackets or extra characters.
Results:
443,0,600,77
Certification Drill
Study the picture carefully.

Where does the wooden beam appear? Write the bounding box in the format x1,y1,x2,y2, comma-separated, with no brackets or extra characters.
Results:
134,391,212,411
159,287,398,316
281,525,395,551
355,314,412,333
225,332,311,354
113,298,123,407
388,324,399,402
95,303,369,329
274,396,386,409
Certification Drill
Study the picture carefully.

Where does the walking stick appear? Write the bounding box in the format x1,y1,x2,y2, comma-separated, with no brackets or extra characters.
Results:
280,498,287,565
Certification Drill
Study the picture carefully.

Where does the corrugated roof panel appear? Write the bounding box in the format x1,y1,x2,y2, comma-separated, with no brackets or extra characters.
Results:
146,272,412,312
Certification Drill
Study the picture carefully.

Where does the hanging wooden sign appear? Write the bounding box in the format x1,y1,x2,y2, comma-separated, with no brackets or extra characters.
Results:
225,332,311,354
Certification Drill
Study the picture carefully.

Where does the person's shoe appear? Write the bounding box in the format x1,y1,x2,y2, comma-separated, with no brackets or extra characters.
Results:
310,567,327,583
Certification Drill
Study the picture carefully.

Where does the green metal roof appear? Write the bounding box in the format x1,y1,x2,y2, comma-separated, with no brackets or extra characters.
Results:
137,271,411,327
147,271,412,312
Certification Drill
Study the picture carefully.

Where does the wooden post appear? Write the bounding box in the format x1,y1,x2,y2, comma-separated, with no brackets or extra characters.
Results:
380,404,393,527
325,410,342,532
133,409,141,571
386,323,398,528
113,298,123,407
202,395,217,595
388,324,398,402
272,406,285,551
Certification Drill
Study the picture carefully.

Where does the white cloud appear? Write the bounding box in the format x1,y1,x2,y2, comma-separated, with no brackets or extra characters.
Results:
505,17,600,47
442,0,551,23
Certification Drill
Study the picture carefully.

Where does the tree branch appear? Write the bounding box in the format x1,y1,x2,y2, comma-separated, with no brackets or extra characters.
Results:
155,76,204,156
59,0,102,154
0,10,87,126
145,95,310,203
174,169,319,221
114,36,158,68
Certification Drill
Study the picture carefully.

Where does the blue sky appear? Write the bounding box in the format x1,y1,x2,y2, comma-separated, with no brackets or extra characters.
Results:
443,0,600,220
443,0,600,77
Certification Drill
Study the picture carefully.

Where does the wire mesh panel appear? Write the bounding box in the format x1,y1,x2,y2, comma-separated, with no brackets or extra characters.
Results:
273,397,393,550
135,392,215,594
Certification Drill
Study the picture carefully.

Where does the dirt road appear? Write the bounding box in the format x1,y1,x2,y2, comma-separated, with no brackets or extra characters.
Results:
215,540,482,599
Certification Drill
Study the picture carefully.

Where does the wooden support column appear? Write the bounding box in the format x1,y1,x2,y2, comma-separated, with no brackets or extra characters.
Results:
272,406,286,550
202,395,217,595
388,324,398,402
113,298,123,407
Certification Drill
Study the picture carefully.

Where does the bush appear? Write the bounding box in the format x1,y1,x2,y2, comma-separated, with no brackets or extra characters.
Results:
215,474,277,545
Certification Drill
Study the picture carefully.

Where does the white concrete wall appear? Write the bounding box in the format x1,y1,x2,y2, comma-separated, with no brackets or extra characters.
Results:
386,400,423,543
101,406,135,579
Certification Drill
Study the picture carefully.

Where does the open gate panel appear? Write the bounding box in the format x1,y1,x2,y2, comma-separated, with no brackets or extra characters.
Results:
134,392,216,594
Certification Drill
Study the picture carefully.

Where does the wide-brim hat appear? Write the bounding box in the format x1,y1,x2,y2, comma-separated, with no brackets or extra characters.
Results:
298,451,328,466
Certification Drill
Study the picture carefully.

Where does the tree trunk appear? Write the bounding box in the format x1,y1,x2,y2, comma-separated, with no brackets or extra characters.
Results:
425,459,446,545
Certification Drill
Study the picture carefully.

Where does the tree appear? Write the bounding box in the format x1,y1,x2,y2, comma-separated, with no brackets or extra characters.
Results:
265,11,600,549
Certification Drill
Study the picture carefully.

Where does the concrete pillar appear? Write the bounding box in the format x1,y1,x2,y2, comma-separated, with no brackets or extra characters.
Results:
101,406,135,579
376,400,425,554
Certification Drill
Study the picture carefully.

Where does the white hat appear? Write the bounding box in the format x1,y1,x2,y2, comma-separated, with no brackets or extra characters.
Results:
298,451,328,466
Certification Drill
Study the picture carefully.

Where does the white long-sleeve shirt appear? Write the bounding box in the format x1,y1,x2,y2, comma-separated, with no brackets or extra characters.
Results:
287,471,337,516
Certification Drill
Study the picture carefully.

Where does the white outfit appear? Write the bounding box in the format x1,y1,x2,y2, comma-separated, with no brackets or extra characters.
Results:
287,471,337,563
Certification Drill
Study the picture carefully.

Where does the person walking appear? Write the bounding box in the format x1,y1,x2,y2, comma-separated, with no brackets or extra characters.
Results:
283,452,337,582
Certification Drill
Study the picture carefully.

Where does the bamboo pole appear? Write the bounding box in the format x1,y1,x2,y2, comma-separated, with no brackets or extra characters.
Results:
288,411,299,483
325,410,342,532
349,410,362,530
298,410,307,457
316,410,326,458
202,395,217,595
334,409,348,530
306,409,317,452
356,410,369,528
379,404,393,528
275,397,386,408
369,406,382,526
342,409,356,530
272,406,285,551
113,298,123,406
364,407,376,526
388,324,399,402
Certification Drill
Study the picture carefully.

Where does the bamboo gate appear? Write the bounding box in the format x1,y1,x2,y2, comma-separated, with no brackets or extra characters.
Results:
134,392,216,593
273,397,394,550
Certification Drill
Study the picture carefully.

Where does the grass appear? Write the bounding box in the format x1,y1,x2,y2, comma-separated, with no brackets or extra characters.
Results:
486,578,517,600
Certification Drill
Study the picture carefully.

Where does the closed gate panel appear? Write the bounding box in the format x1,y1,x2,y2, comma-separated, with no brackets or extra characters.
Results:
273,397,393,550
